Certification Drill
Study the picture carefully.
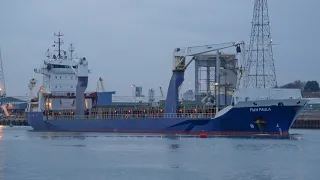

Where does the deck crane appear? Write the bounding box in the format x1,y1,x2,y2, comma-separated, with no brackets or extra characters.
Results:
165,41,244,114
159,86,164,97
96,77,106,92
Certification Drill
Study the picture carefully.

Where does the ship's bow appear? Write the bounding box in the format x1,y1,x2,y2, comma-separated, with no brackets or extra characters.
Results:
216,99,309,135
289,99,309,128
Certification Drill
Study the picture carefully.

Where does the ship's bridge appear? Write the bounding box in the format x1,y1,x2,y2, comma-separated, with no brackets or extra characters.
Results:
34,58,82,93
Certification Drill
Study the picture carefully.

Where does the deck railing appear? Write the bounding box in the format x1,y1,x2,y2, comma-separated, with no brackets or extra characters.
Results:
0,116,26,121
44,113,216,120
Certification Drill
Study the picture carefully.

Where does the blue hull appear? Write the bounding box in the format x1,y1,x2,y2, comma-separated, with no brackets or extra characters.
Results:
27,103,306,136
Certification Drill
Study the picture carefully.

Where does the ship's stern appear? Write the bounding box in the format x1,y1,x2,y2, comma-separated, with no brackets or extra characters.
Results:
27,112,48,131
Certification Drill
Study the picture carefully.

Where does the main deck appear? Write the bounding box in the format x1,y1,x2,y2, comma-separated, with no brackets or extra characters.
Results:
42,105,224,120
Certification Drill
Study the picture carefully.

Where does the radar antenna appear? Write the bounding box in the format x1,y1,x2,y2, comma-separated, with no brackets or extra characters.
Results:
54,31,64,59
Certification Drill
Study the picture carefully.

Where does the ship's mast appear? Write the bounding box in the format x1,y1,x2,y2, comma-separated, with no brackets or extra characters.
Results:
45,48,50,60
54,31,64,59
68,43,75,60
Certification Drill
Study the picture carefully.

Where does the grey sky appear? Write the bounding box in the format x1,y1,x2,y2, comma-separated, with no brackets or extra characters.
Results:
0,0,319,97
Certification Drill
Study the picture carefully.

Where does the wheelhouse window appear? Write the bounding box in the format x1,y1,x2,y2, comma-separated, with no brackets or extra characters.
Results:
52,65,78,68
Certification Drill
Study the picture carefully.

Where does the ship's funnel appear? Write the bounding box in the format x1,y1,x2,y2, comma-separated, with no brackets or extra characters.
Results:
75,77,88,116
75,57,89,116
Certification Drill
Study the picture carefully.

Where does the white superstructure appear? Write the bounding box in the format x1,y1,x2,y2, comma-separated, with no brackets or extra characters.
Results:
34,56,79,93
31,32,91,111
34,32,79,94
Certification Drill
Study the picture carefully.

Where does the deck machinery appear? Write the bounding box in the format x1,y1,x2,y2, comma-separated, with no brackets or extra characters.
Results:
165,42,244,114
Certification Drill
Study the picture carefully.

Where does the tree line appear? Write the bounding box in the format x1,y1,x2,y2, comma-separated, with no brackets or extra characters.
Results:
279,80,320,92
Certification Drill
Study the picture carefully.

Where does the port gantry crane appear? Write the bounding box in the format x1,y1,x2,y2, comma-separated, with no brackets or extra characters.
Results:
165,41,245,114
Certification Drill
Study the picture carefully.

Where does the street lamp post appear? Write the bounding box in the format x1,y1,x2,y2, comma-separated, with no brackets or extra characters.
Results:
214,82,219,114
0,88,4,106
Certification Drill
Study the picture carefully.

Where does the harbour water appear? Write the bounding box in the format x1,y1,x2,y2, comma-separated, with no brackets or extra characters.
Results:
0,126,319,180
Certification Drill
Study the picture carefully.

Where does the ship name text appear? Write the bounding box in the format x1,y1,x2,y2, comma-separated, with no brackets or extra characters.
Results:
249,107,271,112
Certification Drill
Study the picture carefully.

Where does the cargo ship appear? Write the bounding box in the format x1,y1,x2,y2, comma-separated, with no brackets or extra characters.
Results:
26,33,308,136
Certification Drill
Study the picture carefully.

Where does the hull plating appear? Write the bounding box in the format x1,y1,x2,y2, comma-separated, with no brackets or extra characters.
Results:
27,105,304,135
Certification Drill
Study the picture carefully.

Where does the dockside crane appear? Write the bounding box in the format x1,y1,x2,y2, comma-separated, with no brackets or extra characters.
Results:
165,41,244,114
0,50,6,98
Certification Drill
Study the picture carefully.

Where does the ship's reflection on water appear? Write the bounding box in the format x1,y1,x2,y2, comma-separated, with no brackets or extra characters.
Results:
224,167,275,180
234,143,301,151
0,126,3,180
38,131,87,140
40,135,86,140
0,127,315,180
168,143,180,151
35,131,301,141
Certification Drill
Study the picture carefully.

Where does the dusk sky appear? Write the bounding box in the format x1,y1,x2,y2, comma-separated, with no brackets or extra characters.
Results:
0,0,319,97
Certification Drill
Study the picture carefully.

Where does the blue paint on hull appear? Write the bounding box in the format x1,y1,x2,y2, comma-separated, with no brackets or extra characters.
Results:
27,105,304,135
